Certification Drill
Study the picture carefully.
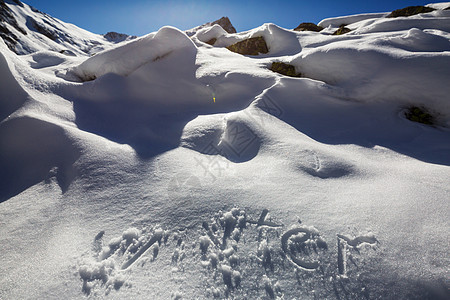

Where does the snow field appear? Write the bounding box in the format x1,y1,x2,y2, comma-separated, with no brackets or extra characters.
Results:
1,1,450,299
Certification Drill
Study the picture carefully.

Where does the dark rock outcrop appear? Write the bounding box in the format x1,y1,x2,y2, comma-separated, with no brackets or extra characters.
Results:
294,22,323,32
0,23,17,51
205,38,217,45
333,25,351,35
211,16,236,34
186,16,237,37
0,0,27,52
104,31,136,43
270,62,301,77
387,6,435,18
0,1,26,34
29,17,57,40
10,0,24,7
226,36,269,55
405,106,434,125
59,49,77,56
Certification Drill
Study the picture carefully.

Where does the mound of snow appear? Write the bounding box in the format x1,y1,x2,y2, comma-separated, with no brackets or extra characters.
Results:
291,36,450,123
0,116,80,202
192,24,228,45
384,28,450,52
70,26,197,81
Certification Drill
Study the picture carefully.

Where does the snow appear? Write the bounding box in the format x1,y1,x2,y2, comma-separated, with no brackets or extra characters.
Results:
70,26,197,81
318,12,389,28
1,1,450,299
4,1,112,55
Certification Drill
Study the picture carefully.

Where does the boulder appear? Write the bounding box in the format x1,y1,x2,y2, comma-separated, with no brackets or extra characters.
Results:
294,22,323,32
387,6,435,18
333,25,351,35
270,62,301,77
226,36,269,55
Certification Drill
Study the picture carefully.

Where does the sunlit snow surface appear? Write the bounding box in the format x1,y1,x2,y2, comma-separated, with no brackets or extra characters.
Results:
1,1,450,299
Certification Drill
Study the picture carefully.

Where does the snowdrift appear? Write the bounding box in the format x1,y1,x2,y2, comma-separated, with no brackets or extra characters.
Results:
70,26,198,81
1,1,450,299
0,42,27,120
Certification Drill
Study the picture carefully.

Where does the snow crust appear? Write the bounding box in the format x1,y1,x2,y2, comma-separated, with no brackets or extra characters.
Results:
1,1,450,299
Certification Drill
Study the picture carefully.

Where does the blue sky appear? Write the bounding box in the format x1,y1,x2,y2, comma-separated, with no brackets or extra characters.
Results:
24,0,435,35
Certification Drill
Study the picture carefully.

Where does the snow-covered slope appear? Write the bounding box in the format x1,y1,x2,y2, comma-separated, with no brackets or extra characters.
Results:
0,0,129,55
1,1,450,299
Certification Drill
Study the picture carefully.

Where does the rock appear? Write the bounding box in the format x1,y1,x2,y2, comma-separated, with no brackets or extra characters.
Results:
10,0,23,7
270,62,301,77
205,38,217,45
294,22,323,32
387,6,435,18
405,106,434,125
226,36,269,55
186,16,237,37
0,24,17,51
0,0,26,34
30,18,57,40
210,16,236,34
0,0,27,52
333,25,351,35
104,31,136,43
59,49,77,56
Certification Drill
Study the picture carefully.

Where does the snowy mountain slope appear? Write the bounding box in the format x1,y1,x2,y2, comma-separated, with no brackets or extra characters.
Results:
0,0,126,55
1,1,450,300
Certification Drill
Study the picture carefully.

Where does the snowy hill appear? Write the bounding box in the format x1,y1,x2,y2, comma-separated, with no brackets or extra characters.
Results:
1,1,450,299
0,0,117,55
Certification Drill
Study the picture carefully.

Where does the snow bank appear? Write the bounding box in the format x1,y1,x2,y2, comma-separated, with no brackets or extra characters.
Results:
0,42,27,120
292,37,450,123
318,7,450,34
427,2,450,9
382,28,450,52
354,13,450,34
318,13,388,28
192,24,228,45
251,77,450,164
71,26,197,81
0,116,80,202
